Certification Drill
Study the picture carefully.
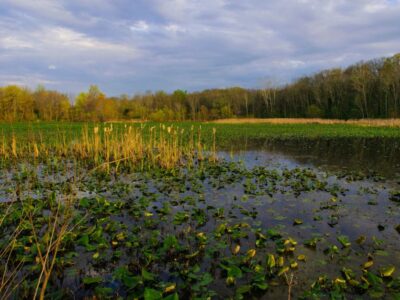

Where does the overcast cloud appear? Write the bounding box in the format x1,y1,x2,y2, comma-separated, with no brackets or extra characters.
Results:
0,0,399,95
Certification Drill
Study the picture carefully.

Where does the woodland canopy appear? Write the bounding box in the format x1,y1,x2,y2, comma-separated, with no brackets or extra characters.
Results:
1,53,399,122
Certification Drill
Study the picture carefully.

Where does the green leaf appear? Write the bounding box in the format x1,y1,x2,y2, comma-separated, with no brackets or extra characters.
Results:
162,235,179,252
173,212,189,225
266,229,282,240
278,266,289,276
266,254,276,269
163,293,179,300
79,197,91,208
94,286,113,297
365,271,383,286
236,285,251,294
144,288,163,300
304,237,319,248
78,234,90,247
123,276,141,289
142,268,156,281
199,272,213,286
380,266,395,278
337,235,351,247
368,288,385,299
77,234,97,251
356,235,366,244
254,282,269,290
293,218,303,225
375,250,389,257
228,265,243,278
83,276,102,285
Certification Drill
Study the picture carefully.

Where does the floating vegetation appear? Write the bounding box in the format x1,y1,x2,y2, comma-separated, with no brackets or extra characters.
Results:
0,123,400,299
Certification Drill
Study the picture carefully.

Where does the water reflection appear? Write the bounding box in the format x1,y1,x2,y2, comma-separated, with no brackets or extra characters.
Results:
221,138,400,178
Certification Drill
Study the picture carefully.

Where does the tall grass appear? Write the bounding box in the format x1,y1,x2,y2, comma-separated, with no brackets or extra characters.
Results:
0,123,216,169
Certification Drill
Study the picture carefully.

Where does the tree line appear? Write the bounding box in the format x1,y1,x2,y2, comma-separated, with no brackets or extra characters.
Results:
1,53,399,122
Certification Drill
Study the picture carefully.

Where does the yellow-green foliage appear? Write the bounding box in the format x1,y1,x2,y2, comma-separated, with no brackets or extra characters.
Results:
0,123,213,170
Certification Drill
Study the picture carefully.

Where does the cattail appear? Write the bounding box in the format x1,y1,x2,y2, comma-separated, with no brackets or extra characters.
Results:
33,143,39,158
11,135,17,158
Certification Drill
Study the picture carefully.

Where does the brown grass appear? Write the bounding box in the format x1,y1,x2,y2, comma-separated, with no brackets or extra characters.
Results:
211,118,400,127
104,119,144,124
0,124,209,169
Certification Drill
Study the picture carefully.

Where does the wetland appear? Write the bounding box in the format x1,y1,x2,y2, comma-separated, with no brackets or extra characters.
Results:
0,122,400,299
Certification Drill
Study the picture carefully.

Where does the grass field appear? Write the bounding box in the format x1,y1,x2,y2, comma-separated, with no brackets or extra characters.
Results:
1,120,400,145
212,118,400,127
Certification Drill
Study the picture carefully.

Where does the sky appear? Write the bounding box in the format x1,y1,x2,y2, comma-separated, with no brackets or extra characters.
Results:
0,0,400,96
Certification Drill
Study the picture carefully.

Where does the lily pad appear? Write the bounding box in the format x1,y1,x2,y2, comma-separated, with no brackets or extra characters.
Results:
83,276,102,285
293,219,303,226
144,288,163,300
380,266,395,278
337,235,351,248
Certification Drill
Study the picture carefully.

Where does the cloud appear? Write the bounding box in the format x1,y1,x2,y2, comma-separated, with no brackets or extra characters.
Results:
0,0,399,94
0,23,139,67
130,20,150,32
164,24,186,33
0,74,61,87
0,36,33,49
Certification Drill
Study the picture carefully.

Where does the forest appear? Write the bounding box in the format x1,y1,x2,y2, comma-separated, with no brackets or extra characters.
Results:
0,53,399,122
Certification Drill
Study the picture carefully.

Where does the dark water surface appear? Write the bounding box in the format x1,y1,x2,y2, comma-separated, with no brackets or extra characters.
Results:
221,137,400,178
217,137,400,298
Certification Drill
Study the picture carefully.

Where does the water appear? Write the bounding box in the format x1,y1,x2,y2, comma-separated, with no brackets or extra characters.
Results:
216,137,400,298
2,137,400,299
221,137,400,178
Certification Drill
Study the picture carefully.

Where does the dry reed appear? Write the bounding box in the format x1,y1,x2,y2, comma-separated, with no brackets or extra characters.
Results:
0,124,209,170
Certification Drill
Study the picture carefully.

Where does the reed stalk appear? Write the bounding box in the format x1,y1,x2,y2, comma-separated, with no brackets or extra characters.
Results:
0,123,213,170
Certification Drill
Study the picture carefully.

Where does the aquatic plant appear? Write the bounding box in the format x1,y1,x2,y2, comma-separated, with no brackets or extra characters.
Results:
0,123,399,299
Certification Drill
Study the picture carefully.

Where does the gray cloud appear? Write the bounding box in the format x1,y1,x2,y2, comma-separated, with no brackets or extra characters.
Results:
0,0,399,95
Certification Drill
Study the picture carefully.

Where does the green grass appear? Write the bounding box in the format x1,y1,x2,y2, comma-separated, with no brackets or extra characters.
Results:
185,122,400,142
1,121,400,147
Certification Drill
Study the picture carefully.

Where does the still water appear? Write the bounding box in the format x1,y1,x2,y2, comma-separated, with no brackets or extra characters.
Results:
221,138,400,178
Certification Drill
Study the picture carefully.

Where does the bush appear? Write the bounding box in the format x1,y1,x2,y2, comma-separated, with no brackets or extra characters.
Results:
306,105,322,118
